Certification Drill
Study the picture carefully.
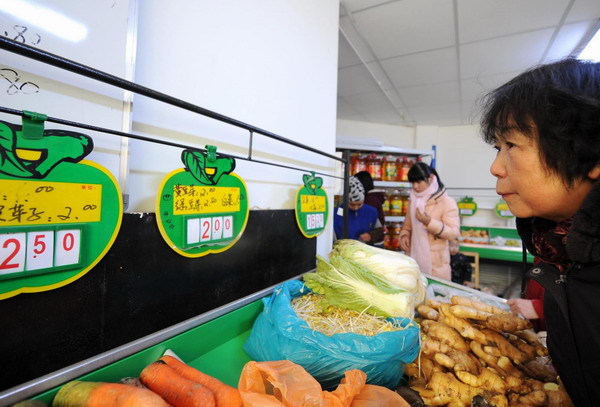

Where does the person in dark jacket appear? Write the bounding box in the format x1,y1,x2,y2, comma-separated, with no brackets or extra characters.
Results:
333,176,383,244
449,239,472,286
480,57,600,406
354,170,386,226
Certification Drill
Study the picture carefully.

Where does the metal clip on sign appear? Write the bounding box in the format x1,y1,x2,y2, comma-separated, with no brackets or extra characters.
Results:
205,144,217,162
21,110,47,140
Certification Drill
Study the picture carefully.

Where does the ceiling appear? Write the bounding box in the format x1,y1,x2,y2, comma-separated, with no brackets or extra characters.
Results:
337,0,600,127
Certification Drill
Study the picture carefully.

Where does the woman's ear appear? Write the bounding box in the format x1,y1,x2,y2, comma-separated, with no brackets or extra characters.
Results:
588,164,600,180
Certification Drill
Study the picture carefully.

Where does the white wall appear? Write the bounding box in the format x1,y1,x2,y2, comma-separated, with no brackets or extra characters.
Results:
129,1,340,255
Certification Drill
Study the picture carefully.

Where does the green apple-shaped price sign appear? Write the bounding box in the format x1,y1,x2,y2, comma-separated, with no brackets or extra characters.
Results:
457,196,478,217
156,146,249,257
495,199,514,219
295,172,329,238
0,117,122,300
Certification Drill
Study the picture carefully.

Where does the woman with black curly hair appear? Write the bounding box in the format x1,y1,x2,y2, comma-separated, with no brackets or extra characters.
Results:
480,58,600,405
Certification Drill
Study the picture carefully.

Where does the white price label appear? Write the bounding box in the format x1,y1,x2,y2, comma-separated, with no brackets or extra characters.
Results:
0,233,26,274
0,228,82,276
186,215,235,246
26,231,54,271
55,229,81,267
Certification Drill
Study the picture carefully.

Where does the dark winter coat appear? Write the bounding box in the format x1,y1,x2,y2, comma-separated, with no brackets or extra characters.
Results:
365,189,386,226
450,252,472,285
517,182,600,406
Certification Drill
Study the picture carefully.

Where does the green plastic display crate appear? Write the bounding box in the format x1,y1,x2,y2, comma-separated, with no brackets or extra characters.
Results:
1,283,274,406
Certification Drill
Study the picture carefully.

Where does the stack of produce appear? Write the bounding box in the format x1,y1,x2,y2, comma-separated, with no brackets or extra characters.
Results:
44,355,411,406
405,295,573,407
52,355,242,407
303,239,426,319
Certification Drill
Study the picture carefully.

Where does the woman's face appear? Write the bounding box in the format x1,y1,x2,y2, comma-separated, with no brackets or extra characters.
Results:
348,201,364,211
411,174,433,193
490,127,596,221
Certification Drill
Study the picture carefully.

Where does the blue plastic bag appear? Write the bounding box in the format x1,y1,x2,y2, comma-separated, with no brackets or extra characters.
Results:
243,279,420,390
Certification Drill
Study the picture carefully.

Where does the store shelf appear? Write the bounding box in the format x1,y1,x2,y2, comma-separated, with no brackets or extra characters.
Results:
336,142,434,157
374,181,411,188
459,243,533,263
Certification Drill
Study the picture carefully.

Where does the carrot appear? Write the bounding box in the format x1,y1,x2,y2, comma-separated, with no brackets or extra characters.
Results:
140,360,215,407
159,355,242,407
52,380,169,407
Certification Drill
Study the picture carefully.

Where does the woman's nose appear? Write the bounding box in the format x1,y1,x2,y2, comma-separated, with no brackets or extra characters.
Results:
490,154,505,178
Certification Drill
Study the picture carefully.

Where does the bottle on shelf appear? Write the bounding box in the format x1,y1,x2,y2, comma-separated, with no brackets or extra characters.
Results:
383,223,391,250
389,190,403,216
366,153,382,181
390,222,402,251
398,156,410,182
382,190,391,216
351,154,367,175
401,192,409,216
382,154,397,181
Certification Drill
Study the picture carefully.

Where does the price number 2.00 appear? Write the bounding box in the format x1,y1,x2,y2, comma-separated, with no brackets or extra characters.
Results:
0,229,82,277
186,215,234,247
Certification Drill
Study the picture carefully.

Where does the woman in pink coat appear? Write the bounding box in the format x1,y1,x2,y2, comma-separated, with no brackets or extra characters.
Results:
399,162,460,280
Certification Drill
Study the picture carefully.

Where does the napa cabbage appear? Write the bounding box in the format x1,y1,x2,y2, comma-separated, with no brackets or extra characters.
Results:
303,254,415,318
330,239,425,303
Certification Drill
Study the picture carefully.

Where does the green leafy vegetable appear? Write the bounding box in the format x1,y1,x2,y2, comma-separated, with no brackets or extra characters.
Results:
331,239,425,302
303,255,414,318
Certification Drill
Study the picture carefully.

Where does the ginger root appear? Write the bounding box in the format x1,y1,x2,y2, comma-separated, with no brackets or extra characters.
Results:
434,349,481,375
449,304,492,321
508,389,547,406
455,367,506,394
421,320,470,353
417,304,440,320
409,295,558,407
450,296,511,315
424,372,481,406
485,313,532,333
481,328,529,364
543,381,574,407
520,357,557,382
439,304,489,345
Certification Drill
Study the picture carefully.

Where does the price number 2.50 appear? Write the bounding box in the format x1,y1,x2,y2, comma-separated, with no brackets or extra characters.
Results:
0,229,82,277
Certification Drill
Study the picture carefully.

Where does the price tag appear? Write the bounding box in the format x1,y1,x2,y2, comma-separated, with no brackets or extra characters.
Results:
26,231,54,271
457,197,478,217
0,227,83,279
295,173,329,238
55,229,81,267
495,200,514,219
157,147,249,257
0,119,123,300
0,233,26,275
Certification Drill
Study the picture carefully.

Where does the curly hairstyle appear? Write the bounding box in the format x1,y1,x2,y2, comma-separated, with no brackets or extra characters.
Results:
480,58,600,186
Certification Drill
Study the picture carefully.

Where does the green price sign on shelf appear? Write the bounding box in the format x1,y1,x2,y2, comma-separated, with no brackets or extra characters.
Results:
0,118,122,300
156,146,249,257
457,196,478,217
295,172,329,238
495,199,514,219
